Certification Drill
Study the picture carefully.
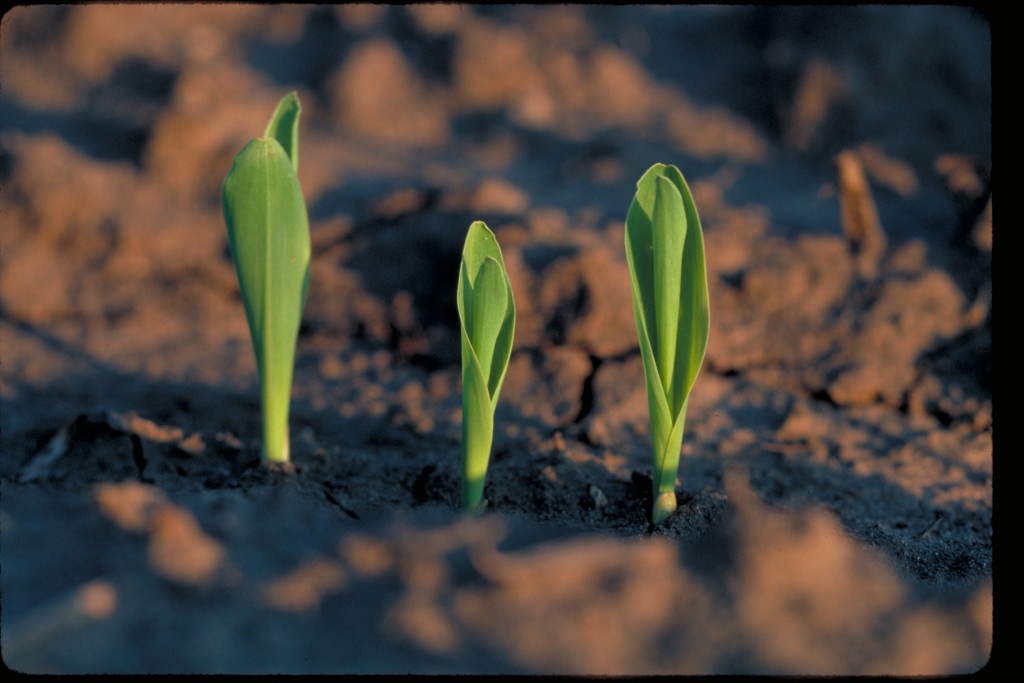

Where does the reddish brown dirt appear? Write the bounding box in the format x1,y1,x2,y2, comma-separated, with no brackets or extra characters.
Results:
1,5,991,675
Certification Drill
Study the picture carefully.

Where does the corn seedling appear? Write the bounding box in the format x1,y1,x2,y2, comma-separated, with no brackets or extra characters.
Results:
625,163,710,525
457,221,516,513
222,92,311,463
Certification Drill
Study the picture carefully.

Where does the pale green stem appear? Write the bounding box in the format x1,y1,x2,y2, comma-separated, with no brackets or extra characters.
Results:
260,364,291,463
460,394,491,513
652,420,685,524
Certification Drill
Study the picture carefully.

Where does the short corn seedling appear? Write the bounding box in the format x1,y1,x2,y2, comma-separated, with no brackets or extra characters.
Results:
222,92,311,463
625,163,710,525
457,221,516,513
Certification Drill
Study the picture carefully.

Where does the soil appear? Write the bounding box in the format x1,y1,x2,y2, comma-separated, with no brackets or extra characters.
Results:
0,5,992,676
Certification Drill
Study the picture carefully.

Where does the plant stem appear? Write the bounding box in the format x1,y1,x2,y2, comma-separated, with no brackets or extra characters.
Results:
460,390,490,512
652,416,685,524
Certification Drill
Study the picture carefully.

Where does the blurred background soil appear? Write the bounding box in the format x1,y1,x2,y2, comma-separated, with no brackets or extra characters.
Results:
0,4,991,675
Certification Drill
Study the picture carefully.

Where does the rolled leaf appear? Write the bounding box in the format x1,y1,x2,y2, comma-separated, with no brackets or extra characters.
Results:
264,91,301,171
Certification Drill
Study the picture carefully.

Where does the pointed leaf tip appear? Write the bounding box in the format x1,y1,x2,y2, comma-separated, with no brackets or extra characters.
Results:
264,91,302,171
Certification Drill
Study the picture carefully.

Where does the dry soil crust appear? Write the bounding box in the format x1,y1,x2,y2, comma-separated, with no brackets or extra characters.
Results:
0,5,991,675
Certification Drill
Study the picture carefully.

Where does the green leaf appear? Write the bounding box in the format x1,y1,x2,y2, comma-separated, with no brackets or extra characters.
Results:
488,268,516,404
652,174,686,399
663,165,710,416
263,91,301,172
625,170,659,366
470,256,508,393
222,134,310,463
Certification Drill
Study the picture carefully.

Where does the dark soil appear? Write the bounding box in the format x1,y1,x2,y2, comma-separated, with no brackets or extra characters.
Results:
1,5,991,675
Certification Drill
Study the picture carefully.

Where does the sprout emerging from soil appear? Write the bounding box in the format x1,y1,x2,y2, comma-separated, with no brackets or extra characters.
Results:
625,163,710,525
457,221,516,513
222,92,311,463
